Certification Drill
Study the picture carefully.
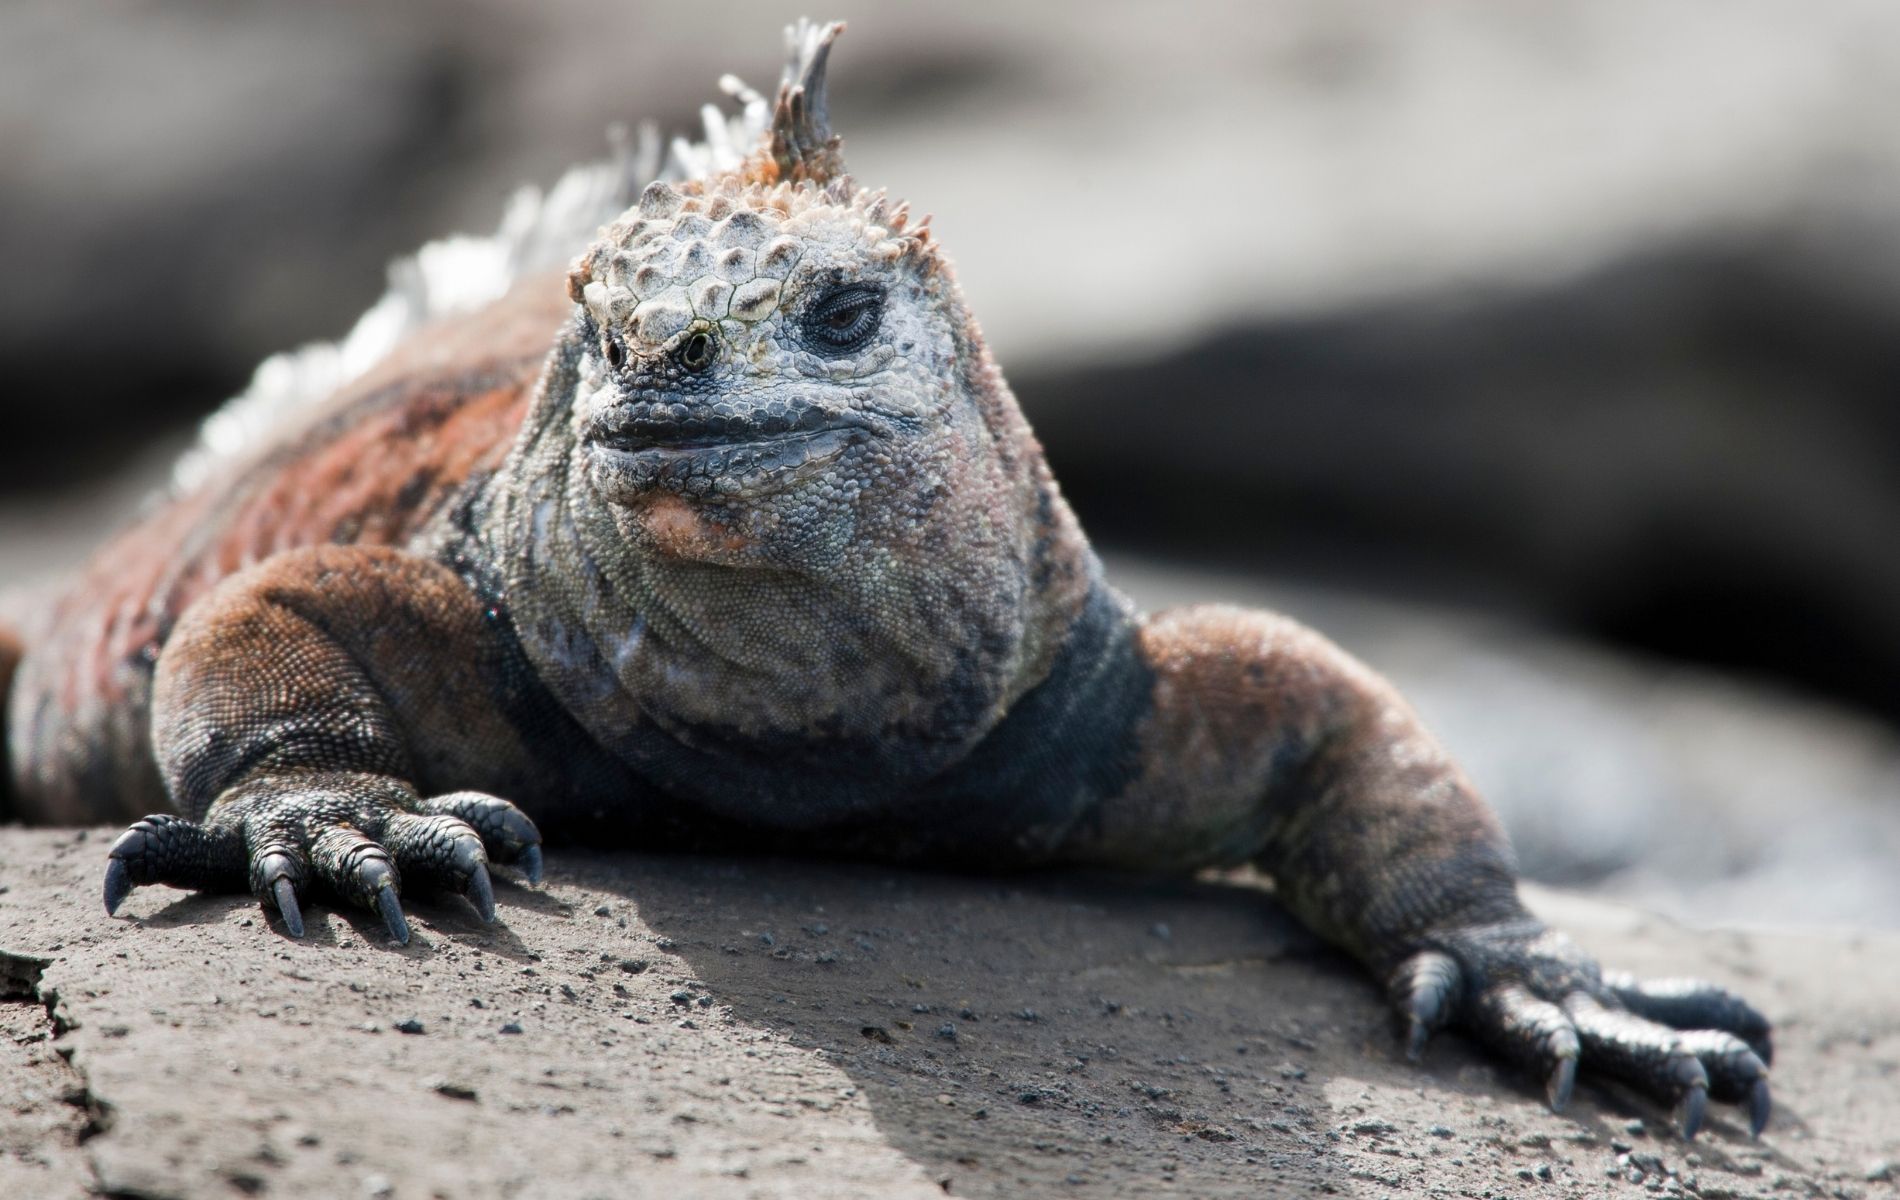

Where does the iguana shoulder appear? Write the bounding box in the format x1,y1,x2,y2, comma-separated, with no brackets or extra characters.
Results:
7,279,563,821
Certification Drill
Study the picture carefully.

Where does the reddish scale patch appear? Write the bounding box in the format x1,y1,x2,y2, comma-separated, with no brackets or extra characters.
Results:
635,494,756,559
225,380,530,569
41,277,572,726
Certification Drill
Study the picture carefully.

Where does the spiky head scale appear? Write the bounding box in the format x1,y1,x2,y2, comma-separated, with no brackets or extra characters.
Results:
565,20,940,356
566,176,933,351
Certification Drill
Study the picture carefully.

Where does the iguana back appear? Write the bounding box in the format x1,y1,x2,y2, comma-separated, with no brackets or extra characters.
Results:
5,279,568,821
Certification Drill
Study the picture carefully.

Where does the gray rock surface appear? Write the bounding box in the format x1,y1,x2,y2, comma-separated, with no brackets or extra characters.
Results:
1,829,1895,1199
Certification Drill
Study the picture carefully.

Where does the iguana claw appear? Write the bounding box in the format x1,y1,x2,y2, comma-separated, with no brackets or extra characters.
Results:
1678,1085,1709,1141
1545,1055,1577,1112
376,885,410,946
465,863,497,923
518,844,544,886
271,877,305,938
1748,1078,1773,1139
102,857,132,916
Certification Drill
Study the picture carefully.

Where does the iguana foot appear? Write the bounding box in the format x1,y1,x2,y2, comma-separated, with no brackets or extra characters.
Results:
1389,918,1772,1140
103,774,543,944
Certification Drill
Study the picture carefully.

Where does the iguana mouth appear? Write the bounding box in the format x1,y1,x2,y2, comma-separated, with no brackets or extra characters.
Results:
585,398,897,451
581,395,920,498
590,404,854,450
584,420,868,499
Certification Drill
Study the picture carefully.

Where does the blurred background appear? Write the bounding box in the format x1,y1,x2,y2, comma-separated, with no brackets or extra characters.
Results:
3,0,1897,927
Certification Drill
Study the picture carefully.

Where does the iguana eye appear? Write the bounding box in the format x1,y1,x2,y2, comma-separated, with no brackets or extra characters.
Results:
803,285,883,354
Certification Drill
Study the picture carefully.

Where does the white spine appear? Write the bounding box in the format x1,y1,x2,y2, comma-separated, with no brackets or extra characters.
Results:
168,75,776,496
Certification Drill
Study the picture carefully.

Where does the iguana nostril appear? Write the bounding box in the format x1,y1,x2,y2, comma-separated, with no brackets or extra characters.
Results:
677,330,717,372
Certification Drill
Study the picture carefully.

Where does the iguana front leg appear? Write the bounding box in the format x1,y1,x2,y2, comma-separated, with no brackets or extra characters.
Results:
102,545,544,942
1062,604,1772,1139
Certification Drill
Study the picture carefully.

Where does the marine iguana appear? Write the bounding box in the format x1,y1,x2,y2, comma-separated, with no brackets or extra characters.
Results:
0,20,1770,1139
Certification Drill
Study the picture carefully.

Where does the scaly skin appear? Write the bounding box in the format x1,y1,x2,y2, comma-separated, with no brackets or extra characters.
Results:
1,21,1770,1140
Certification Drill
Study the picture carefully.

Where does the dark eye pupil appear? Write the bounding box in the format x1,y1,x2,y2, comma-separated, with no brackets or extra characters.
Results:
828,307,859,329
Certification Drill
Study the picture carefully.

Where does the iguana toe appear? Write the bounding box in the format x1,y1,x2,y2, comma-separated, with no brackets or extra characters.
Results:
103,813,245,915
1389,948,1460,1060
1600,972,1774,1136
421,791,544,885
377,811,497,925
1602,971,1774,1064
1466,981,1581,1102
1564,993,1713,1136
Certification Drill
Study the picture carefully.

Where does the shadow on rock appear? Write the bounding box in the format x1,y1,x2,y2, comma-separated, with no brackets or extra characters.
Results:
564,852,1498,1197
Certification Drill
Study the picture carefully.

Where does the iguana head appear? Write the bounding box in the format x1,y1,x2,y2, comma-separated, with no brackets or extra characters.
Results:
500,22,1094,795
560,21,968,571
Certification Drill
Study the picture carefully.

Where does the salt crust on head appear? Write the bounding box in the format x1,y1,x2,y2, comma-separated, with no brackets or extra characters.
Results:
569,175,930,350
